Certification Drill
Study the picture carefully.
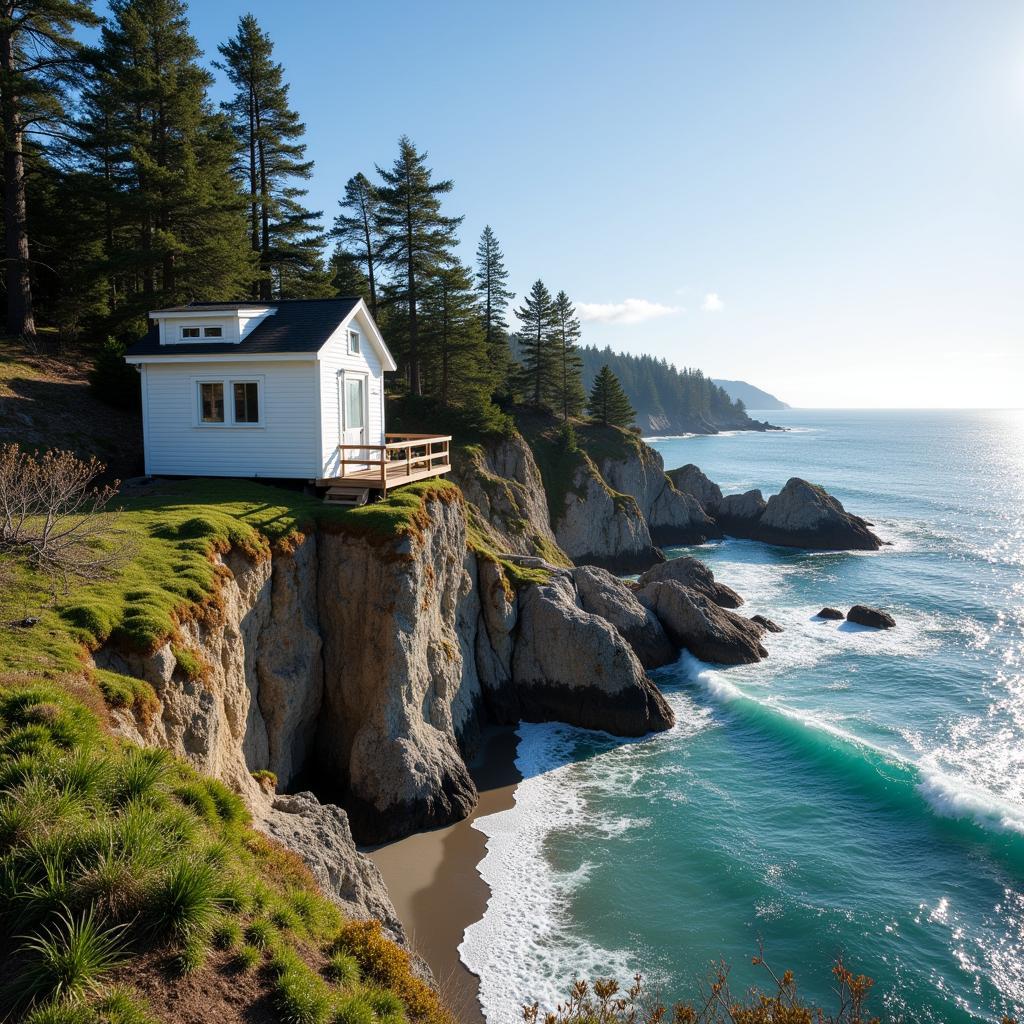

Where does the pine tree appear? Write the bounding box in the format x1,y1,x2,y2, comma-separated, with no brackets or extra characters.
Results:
375,136,462,394
588,364,635,427
515,278,557,408
0,0,100,336
332,172,380,315
551,290,585,421
217,14,322,300
474,225,514,391
81,0,254,324
420,262,488,409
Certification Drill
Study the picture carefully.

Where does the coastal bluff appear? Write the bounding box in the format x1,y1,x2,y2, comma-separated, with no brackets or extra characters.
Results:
97,485,676,951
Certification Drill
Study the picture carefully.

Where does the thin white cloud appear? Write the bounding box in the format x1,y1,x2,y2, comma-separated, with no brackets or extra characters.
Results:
702,292,724,312
577,298,682,325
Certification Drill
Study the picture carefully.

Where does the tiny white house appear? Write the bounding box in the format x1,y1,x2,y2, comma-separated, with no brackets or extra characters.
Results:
126,299,451,496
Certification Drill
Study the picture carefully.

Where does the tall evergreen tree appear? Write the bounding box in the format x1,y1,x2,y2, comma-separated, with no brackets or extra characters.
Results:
588,364,635,427
474,224,514,390
0,0,100,336
217,14,322,300
515,278,557,408
331,172,380,314
375,136,462,395
420,261,488,409
81,0,253,323
551,290,585,420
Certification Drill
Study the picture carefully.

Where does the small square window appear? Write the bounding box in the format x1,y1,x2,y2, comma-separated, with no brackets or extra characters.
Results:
233,381,260,424
200,382,224,422
203,326,223,338
348,330,360,355
181,327,201,339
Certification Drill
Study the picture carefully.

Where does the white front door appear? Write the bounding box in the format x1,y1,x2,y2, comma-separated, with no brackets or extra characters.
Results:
339,371,368,471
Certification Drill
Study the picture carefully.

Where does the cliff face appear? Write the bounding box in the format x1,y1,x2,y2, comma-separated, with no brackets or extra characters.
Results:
450,434,567,564
99,486,675,857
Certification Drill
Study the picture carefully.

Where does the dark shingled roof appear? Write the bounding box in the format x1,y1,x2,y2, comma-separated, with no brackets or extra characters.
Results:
125,298,362,357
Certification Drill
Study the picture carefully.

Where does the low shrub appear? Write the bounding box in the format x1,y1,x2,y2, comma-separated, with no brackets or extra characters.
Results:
88,337,141,411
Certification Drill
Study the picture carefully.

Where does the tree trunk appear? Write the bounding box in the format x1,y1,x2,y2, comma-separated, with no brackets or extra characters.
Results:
1,27,35,337
406,207,419,395
256,113,270,301
248,82,259,300
361,204,377,317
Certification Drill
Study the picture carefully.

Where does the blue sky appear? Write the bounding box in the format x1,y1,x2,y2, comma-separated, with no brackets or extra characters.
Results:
142,2,1022,407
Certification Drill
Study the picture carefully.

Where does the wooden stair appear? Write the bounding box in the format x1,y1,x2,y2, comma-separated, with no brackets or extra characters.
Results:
323,486,370,507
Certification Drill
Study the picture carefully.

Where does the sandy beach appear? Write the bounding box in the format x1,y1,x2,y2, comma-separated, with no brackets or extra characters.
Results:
366,727,521,1024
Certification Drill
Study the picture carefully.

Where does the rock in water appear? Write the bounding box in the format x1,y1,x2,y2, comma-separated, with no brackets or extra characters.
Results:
667,464,724,515
637,555,744,609
847,605,896,629
637,581,768,665
508,573,676,735
756,478,883,550
750,614,783,633
715,489,768,536
816,607,845,620
572,565,677,669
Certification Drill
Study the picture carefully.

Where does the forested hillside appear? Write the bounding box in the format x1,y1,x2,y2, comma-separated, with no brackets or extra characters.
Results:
578,345,777,435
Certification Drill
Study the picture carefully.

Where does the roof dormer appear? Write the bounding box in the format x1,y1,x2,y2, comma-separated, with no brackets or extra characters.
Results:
150,304,276,345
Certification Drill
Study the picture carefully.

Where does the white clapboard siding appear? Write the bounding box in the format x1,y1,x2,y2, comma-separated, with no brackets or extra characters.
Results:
141,359,321,478
318,307,386,478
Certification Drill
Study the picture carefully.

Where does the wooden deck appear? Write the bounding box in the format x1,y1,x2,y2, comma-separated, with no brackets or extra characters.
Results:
317,434,452,495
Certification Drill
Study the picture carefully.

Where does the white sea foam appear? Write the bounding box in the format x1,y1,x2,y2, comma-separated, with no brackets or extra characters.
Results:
917,760,1024,837
459,723,640,1024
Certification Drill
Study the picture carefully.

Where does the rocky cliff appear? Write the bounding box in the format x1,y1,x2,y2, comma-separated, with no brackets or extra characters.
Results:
98,483,677,919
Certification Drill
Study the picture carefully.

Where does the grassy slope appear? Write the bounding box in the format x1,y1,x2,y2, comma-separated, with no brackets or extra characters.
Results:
0,476,460,1024
0,340,143,483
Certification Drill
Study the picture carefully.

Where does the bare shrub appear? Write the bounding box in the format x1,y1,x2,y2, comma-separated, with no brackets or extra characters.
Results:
523,954,880,1024
0,444,132,592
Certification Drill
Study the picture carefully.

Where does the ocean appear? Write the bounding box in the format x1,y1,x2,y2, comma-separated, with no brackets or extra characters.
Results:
460,409,1024,1024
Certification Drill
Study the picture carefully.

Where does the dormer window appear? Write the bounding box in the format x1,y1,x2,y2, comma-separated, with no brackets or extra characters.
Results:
348,329,360,355
182,327,200,339
204,326,222,338
180,325,223,340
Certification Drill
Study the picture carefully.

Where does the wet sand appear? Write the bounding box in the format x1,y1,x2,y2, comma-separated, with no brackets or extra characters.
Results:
366,727,521,1024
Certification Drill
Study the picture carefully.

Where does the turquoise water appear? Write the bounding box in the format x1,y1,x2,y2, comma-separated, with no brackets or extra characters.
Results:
461,409,1024,1024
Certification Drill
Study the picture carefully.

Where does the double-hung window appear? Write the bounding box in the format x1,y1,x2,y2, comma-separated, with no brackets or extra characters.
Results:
199,382,225,423
196,378,262,427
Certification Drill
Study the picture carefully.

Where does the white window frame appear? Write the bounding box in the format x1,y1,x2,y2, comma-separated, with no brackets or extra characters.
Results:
347,329,361,355
203,326,223,338
181,326,201,339
193,375,265,429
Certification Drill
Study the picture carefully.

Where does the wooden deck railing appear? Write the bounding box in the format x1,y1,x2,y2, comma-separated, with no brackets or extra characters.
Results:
333,433,452,491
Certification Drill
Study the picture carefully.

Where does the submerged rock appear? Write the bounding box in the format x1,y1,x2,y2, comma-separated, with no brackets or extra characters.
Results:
637,580,768,665
816,607,845,620
847,605,896,629
572,564,677,669
637,555,743,609
751,614,783,633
